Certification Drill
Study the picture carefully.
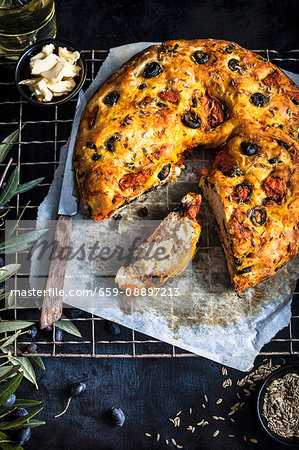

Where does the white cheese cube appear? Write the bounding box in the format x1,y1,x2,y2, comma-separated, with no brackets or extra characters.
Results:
58,47,80,63
34,79,53,102
48,79,76,95
40,60,66,83
30,53,59,75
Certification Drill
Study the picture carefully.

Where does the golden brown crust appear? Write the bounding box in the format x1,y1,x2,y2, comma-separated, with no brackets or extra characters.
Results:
199,122,299,291
74,39,299,291
74,39,298,220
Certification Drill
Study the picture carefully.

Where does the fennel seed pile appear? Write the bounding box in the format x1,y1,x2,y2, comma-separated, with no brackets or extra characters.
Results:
262,372,299,438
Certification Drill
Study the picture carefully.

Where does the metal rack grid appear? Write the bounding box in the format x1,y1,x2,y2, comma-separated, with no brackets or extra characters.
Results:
0,48,298,359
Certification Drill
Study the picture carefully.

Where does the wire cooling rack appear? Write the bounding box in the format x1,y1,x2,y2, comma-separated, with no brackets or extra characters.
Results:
0,48,298,359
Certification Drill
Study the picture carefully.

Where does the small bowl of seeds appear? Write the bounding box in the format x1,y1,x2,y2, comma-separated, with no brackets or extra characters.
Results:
257,362,299,446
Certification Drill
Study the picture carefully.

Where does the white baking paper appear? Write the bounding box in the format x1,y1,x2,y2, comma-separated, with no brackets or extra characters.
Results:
30,43,299,371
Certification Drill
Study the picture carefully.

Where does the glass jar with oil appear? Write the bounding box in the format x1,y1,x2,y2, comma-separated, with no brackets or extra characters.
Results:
0,0,56,59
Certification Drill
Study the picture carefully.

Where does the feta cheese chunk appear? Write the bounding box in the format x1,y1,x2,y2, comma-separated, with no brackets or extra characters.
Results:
19,43,81,102
58,47,80,63
30,53,59,75
48,79,76,96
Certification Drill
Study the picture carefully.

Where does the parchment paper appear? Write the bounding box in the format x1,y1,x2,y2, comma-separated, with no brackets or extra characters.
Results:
30,43,299,371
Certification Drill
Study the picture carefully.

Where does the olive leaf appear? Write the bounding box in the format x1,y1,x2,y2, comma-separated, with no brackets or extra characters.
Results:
3,419,45,430
0,331,21,350
0,399,41,417
1,347,38,389
0,168,19,207
9,356,38,389
0,372,23,405
15,178,44,195
0,127,23,165
0,406,43,430
0,322,33,333
0,366,19,383
0,228,49,254
0,408,16,420
0,265,20,284
29,354,45,371
0,431,22,450
15,346,45,371
55,315,82,338
7,202,30,238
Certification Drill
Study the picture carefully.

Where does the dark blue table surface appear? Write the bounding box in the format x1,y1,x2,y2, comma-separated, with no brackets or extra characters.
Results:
2,0,299,449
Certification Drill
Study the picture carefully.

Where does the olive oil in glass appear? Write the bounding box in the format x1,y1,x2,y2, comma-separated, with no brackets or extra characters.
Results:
0,0,56,58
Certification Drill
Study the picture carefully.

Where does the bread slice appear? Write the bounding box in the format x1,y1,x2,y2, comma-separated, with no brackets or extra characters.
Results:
199,122,299,292
115,193,201,290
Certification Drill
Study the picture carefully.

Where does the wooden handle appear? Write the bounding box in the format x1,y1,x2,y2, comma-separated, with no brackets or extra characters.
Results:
40,215,72,329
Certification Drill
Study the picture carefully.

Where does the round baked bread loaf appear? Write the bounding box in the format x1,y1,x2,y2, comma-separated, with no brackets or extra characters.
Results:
74,39,299,291
74,39,298,220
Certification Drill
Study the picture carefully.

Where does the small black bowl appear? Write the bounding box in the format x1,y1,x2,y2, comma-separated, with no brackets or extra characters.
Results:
15,39,86,107
257,362,299,447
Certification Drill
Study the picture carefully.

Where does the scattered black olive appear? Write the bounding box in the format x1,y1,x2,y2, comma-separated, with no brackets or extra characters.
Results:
14,428,31,446
143,62,162,78
12,408,29,420
157,102,167,108
113,214,122,221
192,97,198,108
227,167,243,177
237,266,252,274
55,328,63,342
234,182,253,203
268,157,277,164
1,393,16,407
291,97,299,105
77,171,85,179
157,163,171,181
241,141,259,156
193,50,209,64
250,208,267,226
105,320,121,336
27,343,37,353
139,83,147,90
55,382,86,418
27,325,37,339
70,382,86,398
225,44,236,53
110,407,125,427
0,257,4,267
263,196,279,206
103,92,120,106
228,58,241,72
107,136,120,152
250,92,267,107
138,206,148,217
276,140,290,150
68,308,85,319
182,110,201,129
92,153,101,162
43,325,53,332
